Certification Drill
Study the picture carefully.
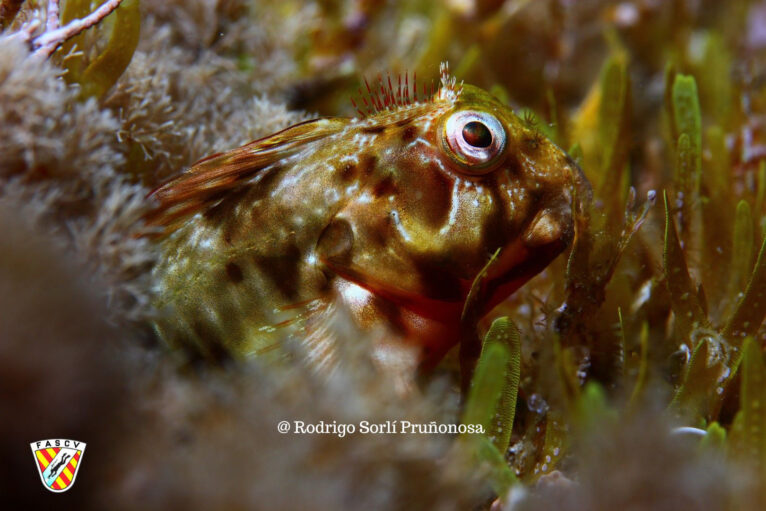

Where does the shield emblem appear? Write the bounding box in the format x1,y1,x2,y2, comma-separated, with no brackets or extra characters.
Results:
30,439,87,493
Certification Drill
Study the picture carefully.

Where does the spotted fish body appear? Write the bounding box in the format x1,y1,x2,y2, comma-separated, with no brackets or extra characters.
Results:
147,67,589,370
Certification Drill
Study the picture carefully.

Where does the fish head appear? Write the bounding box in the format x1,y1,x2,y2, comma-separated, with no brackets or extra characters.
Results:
318,81,589,322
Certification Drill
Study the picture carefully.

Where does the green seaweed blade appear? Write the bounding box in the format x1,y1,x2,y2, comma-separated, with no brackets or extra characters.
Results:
727,200,754,309
668,334,728,425
460,317,522,494
80,0,141,99
729,338,766,484
672,74,702,194
597,55,631,234
724,235,766,343
462,317,522,454
58,0,141,99
663,190,708,338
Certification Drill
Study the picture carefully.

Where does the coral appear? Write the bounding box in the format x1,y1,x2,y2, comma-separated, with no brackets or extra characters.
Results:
0,37,120,181
0,35,152,322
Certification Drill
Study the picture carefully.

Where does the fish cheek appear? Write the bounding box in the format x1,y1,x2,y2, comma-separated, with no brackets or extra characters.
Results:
253,243,302,301
420,164,454,228
481,182,516,252
396,162,453,230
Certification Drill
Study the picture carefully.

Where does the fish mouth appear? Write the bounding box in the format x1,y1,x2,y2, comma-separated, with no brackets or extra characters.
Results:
479,237,569,314
321,234,567,326
319,261,467,323
318,196,575,326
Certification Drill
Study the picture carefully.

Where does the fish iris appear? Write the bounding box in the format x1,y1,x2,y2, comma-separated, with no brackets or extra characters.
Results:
462,121,492,148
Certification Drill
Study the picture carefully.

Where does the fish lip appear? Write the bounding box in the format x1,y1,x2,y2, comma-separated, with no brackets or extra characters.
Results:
321,233,567,326
319,258,466,323
479,237,570,314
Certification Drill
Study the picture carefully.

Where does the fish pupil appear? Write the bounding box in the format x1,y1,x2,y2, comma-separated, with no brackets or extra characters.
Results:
462,121,492,148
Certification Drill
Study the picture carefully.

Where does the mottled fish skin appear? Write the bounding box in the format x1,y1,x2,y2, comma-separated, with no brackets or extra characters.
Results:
146,67,589,370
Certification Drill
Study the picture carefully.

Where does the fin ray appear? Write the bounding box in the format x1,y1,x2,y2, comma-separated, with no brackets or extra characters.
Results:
145,118,348,234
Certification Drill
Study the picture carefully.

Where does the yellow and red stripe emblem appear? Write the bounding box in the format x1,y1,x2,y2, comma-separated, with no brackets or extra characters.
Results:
30,439,87,493
34,447,60,472
50,451,81,490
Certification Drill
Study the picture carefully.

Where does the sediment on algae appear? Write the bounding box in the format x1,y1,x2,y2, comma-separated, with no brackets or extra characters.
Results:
1,1,766,509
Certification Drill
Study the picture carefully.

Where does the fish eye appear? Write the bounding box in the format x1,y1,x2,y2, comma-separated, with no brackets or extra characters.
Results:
442,110,506,172
462,121,492,148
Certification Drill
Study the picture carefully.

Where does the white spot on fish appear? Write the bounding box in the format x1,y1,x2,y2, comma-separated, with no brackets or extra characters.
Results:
439,181,461,236
391,210,412,242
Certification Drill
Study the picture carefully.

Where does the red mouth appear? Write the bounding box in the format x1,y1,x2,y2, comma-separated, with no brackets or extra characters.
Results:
321,236,565,326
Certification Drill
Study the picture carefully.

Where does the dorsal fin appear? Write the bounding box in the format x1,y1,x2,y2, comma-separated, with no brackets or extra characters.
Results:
349,63,461,118
144,117,349,235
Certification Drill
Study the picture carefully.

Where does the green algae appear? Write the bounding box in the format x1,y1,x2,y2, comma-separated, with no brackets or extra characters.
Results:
58,0,140,99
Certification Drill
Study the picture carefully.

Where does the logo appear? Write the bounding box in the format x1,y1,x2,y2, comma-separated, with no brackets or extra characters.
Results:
30,439,87,493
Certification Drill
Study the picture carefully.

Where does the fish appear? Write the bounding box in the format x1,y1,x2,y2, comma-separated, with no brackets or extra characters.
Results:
145,63,589,376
